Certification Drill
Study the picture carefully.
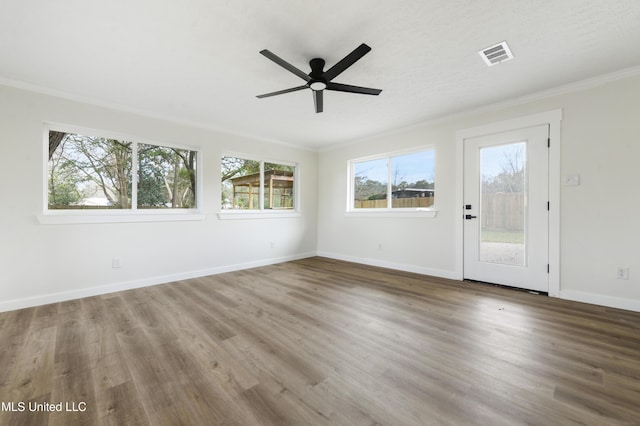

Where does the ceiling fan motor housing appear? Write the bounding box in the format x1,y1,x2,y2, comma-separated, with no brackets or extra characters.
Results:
308,58,327,91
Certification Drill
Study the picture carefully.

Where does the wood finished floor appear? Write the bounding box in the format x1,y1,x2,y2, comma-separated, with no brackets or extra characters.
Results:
1,257,640,425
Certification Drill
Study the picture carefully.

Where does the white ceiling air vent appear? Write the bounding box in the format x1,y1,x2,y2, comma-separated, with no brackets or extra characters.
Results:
479,41,513,66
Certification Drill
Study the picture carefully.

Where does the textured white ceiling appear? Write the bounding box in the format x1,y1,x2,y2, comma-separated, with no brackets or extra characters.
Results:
2,0,640,149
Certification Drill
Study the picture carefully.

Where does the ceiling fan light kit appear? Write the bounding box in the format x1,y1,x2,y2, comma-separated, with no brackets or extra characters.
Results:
257,43,382,113
309,81,327,91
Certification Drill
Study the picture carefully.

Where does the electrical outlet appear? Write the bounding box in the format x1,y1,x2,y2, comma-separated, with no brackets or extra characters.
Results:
616,267,629,280
377,243,383,251
112,257,122,269
270,241,276,249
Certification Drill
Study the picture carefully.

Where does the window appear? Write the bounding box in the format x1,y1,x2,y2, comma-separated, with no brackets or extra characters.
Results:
137,144,197,209
349,147,435,211
47,129,198,211
221,156,295,211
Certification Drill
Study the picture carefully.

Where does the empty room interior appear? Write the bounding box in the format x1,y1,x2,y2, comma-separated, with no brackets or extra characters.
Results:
1,1,640,425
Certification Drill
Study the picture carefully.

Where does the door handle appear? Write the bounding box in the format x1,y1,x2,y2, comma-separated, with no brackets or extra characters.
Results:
465,214,477,220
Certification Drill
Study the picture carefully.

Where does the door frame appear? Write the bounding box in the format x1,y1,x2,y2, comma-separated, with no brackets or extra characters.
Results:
455,109,562,297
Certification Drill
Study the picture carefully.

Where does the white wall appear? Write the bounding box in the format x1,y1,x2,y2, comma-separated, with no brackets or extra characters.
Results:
3,72,640,313
0,85,318,311
318,124,460,279
317,72,640,312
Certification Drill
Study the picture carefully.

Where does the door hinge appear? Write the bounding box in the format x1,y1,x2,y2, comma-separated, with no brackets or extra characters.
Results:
547,138,550,147
547,264,550,273
547,201,550,211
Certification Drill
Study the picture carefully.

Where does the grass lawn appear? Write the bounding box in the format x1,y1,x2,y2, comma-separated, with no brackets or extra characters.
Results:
481,229,525,244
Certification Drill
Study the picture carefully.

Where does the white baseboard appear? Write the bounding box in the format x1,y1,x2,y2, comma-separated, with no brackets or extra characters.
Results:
6,253,636,314
560,290,640,313
317,251,460,280
318,253,640,313
0,252,317,313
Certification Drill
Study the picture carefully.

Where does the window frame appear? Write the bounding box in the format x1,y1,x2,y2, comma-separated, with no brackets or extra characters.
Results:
346,145,437,218
218,152,300,220
40,123,204,224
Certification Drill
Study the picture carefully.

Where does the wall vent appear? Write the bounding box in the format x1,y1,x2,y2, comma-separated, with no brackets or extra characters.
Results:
479,41,513,66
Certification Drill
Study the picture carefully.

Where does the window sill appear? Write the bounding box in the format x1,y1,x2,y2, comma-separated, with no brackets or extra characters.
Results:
217,210,301,220
345,208,438,218
38,211,206,225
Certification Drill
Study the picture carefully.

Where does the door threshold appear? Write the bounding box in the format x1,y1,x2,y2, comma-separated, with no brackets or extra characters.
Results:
463,279,548,296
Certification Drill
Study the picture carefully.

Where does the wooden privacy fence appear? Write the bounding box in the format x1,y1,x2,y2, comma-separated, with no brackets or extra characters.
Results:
355,197,435,209
482,192,524,231
355,193,521,230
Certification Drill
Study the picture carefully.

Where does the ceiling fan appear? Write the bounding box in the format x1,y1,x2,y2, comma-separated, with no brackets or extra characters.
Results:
256,43,382,113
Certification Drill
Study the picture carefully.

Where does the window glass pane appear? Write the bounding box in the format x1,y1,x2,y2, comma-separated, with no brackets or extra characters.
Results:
479,142,526,266
138,144,197,209
353,158,388,209
391,150,435,208
221,157,261,210
48,131,132,209
264,163,295,209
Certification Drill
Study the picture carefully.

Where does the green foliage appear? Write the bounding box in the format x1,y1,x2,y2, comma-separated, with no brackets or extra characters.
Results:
481,230,525,244
265,162,294,173
354,176,386,201
221,157,260,182
138,144,196,208
367,193,386,200
48,166,82,208
48,132,197,209
355,176,433,201
137,145,168,207
48,133,132,209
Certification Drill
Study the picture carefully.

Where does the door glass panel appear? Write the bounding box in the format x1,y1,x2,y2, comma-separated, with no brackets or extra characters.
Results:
479,142,526,266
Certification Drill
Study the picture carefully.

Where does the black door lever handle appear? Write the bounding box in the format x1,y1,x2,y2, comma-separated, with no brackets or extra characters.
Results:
465,214,477,220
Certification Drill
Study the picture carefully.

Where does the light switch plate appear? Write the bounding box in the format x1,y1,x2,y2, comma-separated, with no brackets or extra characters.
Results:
563,174,580,186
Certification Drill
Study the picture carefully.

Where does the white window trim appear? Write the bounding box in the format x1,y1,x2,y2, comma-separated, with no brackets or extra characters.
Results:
218,152,300,220
346,145,438,217
217,210,301,220
38,210,206,225
344,209,437,218
40,123,204,224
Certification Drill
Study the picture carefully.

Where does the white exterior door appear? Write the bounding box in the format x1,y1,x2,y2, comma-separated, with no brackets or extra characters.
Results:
463,124,549,292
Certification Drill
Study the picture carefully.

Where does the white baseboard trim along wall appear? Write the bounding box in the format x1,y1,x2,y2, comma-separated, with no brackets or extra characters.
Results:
316,251,460,281
318,252,640,313
559,290,640,313
3,253,638,314
0,252,317,313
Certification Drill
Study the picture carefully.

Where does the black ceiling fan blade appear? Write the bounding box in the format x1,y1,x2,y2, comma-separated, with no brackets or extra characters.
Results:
256,85,307,98
326,82,382,95
313,90,323,113
260,50,311,82
322,43,372,82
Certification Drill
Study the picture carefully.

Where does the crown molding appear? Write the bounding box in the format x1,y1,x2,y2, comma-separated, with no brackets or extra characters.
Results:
0,76,315,152
319,65,640,152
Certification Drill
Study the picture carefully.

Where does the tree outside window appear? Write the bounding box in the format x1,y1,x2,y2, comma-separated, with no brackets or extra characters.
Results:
47,130,197,210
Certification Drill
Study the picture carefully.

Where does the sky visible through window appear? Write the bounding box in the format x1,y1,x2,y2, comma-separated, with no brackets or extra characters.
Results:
356,150,435,185
481,141,526,180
